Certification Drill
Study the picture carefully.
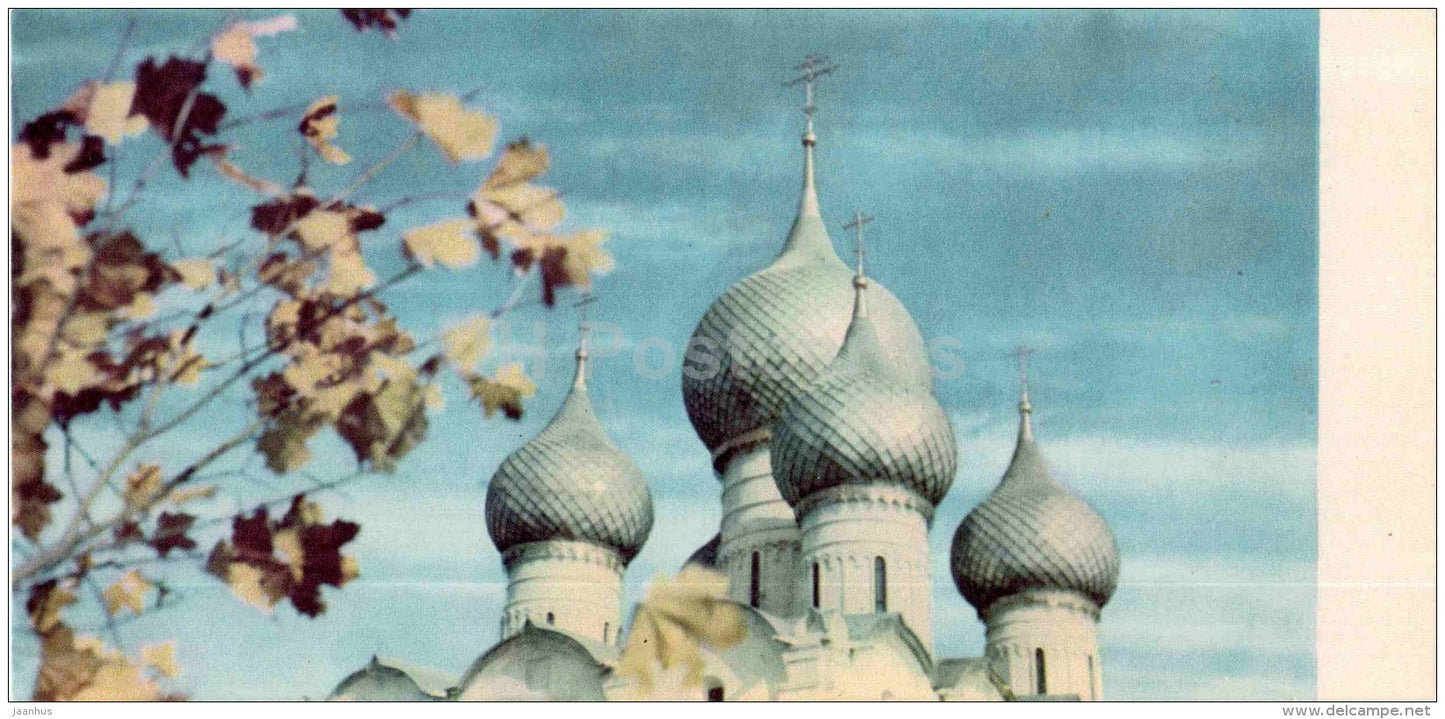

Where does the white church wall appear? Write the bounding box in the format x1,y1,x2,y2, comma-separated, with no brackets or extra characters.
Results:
500,540,623,645
796,485,935,650
984,589,1104,700
717,444,800,616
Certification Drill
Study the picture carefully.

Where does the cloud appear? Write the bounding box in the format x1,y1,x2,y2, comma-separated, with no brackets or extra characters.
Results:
855,128,1268,176
569,199,775,253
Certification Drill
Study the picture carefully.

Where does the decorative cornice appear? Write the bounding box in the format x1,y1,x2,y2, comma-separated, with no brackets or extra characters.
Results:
502,539,624,573
795,483,935,525
982,588,1102,623
711,427,772,474
717,535,800,564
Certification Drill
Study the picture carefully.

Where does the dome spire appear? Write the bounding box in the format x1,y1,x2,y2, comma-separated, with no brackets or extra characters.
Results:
844,209,875,317
780,54,838,257
571,292,595,392
1015,346,1035,441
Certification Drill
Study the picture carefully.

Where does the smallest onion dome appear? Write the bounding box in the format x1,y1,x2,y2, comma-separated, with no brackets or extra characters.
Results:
950,380,1120,613
771,223,957,514
485,318,654,564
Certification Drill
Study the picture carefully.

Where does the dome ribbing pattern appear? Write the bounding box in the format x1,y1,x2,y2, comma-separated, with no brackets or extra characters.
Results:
485,352,653,564
950,396,1119,611
681,135,931,457
771,274,956,511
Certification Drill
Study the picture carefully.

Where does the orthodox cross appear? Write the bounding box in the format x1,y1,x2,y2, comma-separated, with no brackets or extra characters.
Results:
843,210,875,278
575,292,597,354
784,53,837,123
1014,345,1035,397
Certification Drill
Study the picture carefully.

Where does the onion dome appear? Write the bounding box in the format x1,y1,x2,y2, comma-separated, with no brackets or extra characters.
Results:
681,80,931,462
950,384,1120,612
485,329,654,564
771,242,957,513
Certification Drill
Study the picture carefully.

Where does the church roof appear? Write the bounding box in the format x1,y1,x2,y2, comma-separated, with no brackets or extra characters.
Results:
485,342,654,563
680,110,931,461
327,655,447,701
950,389,1119,612
771,265,956,512
456,622,609,701
683,533,720,570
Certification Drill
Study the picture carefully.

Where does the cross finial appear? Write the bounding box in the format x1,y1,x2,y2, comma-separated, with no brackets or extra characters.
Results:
1013,346,1035,439
1014,345,1034,397
571,292,597,390
574,292,597,357
843,210,875,282
784,53,837,143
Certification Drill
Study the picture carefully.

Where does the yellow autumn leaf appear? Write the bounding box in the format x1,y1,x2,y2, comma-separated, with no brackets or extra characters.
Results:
559,229,614,288
403,218,479,269
227,563,280,612
164,484,217,505
141,642,180,679
341,555,361,583
12,142,107,214
468,363,537,419
441,315,492,373
617,567,746,694
212,25,259,81
369,353,417,385
71,657,161,701
123,464,162,509
101,570,153,616
64,312,110,347
83,81,149,145
170,258,216,290
388,91,498,163
423,383,445,410
474,182,566,235
300,95,351,165
325,247,376,297
49,345,102,396
295,209,352,252
167,344,210,387
211,14,296,88
119,292,156,321
484,139,549,189
29,581,77,634
274,528,305,581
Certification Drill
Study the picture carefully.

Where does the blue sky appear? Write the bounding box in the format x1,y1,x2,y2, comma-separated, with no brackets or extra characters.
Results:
12,9,1318,700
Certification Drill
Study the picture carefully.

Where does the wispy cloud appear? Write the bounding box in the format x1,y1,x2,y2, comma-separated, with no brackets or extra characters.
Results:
856,128,1269,175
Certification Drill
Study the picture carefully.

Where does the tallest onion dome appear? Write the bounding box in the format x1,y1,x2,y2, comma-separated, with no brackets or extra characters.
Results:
681,62,932,463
